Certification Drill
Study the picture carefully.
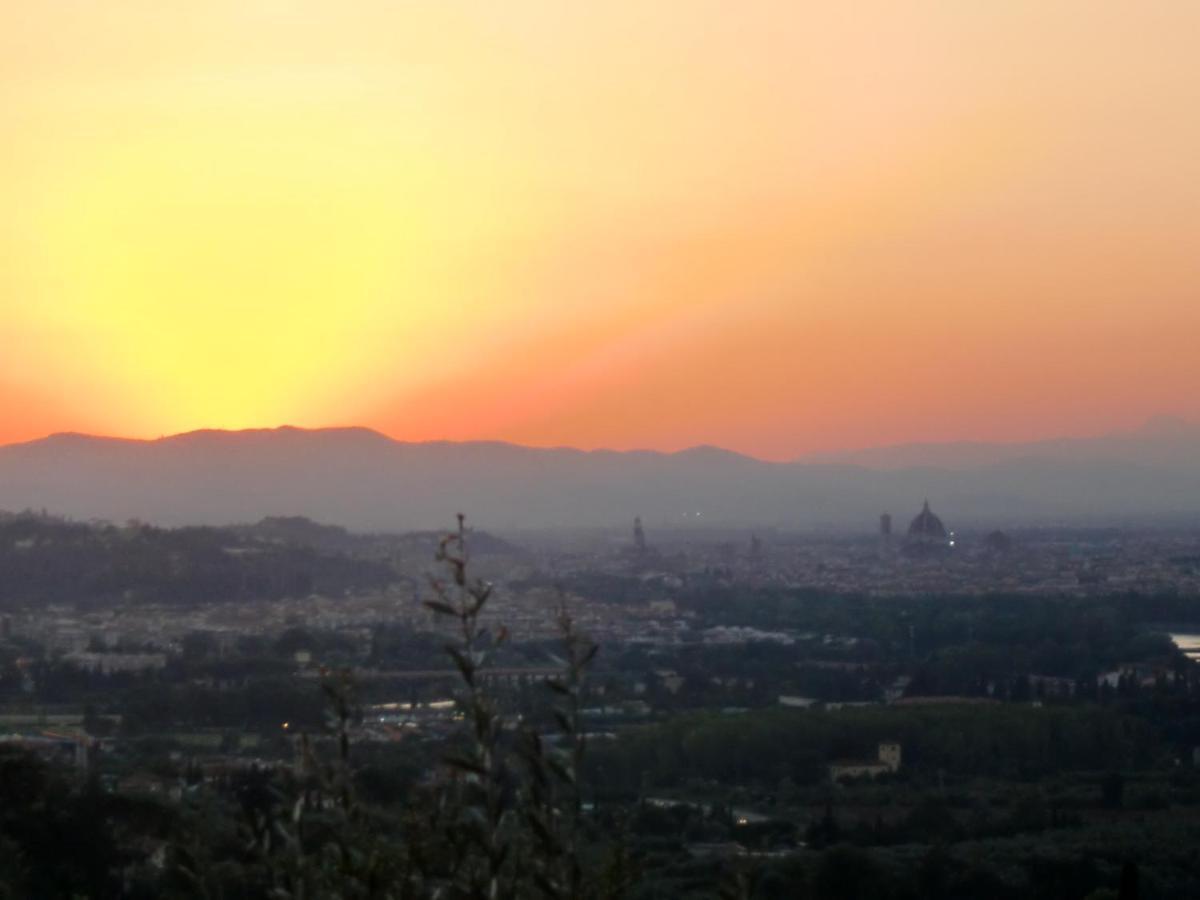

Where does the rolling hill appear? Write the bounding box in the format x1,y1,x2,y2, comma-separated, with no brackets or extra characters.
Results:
0,421,1197,531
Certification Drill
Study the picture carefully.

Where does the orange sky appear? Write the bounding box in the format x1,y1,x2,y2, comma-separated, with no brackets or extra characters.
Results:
2,1,1198,460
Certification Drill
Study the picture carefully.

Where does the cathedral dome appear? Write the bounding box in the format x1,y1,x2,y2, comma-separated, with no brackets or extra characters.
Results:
907,500,947,540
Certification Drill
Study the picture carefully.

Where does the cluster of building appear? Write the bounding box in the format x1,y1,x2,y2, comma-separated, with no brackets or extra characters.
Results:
699,501,1200,599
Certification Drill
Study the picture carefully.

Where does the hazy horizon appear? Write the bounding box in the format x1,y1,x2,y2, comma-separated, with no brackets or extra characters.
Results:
2,416,1198,532
3,411,1198,466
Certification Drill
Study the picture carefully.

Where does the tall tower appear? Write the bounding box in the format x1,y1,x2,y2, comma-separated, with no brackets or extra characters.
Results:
633,516,647,554
879,512,893,554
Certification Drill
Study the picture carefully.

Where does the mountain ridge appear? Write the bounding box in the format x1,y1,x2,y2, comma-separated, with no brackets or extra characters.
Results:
9,415,1197,465
8,427,769,465
1,420,1197,531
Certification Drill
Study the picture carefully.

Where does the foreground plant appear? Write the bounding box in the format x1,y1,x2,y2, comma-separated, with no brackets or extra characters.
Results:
180,515,609,900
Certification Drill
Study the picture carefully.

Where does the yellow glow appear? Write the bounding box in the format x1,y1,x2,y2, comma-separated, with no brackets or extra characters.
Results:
2,2,1199,456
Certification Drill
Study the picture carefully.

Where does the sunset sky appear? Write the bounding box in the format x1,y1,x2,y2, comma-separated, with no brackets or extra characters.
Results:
2,1,1198,459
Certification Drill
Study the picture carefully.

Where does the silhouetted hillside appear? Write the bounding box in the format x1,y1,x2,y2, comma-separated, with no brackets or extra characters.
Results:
0,512,394,608
0,424,1198,531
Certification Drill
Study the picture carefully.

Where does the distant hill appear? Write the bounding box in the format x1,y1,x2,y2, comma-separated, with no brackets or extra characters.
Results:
0,423,1198,531
239,515,365,553
0,512,394,609
798,415,1200,470
238,515,528,560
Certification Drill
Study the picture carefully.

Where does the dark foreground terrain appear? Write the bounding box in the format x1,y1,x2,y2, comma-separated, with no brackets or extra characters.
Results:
1,511,1199,898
